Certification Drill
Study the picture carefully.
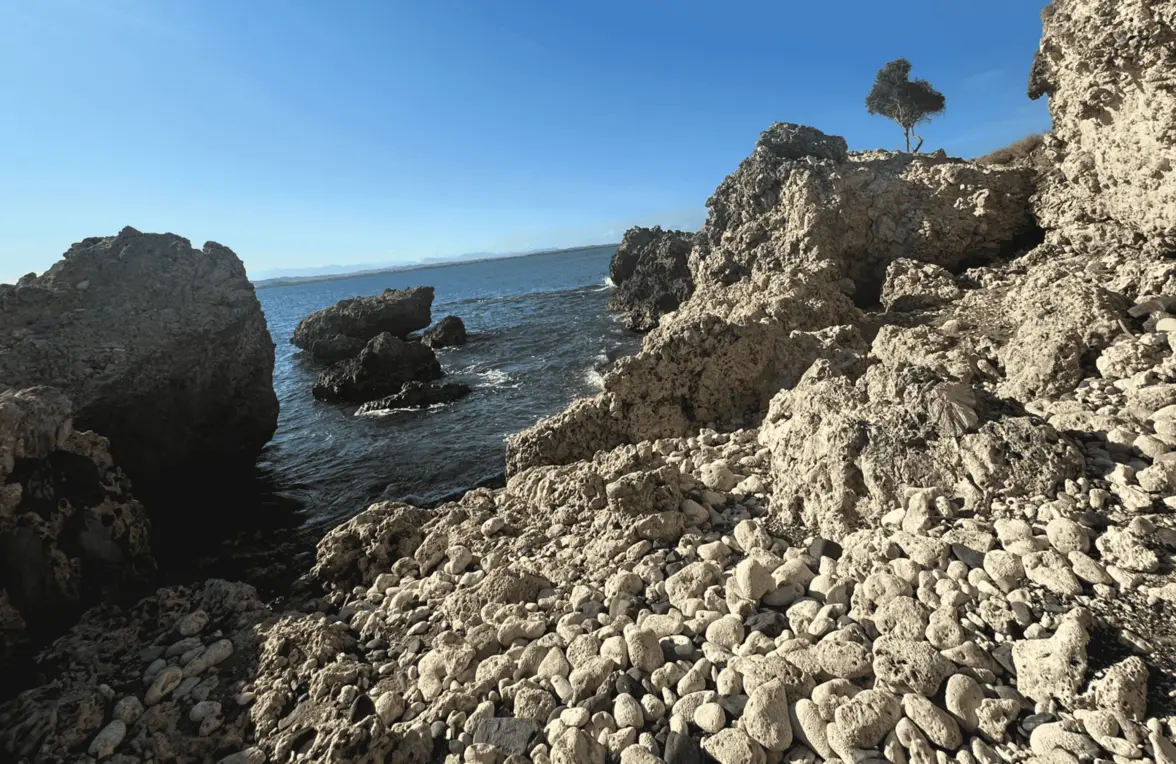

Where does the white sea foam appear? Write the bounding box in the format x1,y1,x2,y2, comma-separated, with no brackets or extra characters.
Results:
583,367,606,391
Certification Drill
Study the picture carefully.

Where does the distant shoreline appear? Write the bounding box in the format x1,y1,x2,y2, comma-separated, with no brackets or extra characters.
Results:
251,243,619,290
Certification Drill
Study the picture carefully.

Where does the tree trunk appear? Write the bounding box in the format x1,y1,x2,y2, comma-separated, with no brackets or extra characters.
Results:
903,127,911,152
912,133,924,153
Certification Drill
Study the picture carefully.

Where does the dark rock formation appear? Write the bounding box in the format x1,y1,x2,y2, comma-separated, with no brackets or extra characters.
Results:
0,387,153,666
292,287,434,361
356,381,471,414
607,227,696,332
312,333,442,403
423,315,468,348
0,228,278,488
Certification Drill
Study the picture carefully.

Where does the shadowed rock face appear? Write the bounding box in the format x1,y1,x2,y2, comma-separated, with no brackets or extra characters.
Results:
292,286,435,361
0,387,153,667
607,227,696,333
0,228,279,488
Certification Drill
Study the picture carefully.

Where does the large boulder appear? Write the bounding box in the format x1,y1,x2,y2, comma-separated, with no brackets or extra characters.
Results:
312,333,442,403
292,286,434,360
508,124,1038,473
0,228,278,487
0,387,153,665
759,358,1085,539
1029,0,1176,257
607,226,696,332
422,315,467,348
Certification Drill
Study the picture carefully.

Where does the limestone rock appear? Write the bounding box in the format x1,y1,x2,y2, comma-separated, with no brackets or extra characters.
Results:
422,315,467,348
1030,0,1176,257
508,122,1034,474
0,387,153,665
881,259,962,312
1011,611,1089,704
608,226,696,333
292,286,434,359
0,228,278,486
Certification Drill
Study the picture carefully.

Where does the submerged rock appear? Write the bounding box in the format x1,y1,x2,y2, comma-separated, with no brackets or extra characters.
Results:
422,315,468,348
608,226,696,332
0,227,278,488
312,333,442,403
292,286,434,360
356,381,471,413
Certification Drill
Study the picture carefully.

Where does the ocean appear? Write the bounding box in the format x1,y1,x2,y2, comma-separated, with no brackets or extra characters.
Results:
254,245,640,534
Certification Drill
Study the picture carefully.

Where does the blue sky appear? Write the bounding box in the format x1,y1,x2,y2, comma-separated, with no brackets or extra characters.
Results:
0,0,1051,282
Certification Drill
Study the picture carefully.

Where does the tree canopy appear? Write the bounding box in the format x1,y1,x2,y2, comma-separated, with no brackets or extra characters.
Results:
866,59,946,153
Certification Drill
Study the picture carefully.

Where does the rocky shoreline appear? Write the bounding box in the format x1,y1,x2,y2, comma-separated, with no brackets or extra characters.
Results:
4,2,1176,763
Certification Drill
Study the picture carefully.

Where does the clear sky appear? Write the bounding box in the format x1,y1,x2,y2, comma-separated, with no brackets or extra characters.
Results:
0,0,1051,282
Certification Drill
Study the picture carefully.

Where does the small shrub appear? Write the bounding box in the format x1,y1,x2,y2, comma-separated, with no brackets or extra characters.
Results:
976,134,1046,166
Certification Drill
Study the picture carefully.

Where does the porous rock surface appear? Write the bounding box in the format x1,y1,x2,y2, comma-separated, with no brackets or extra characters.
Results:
1029,0,1176,258
292,287,435,361
9,3,1176,764
0,387,153,665
607,227,696,333
507,123,1037,474
0,227,279,484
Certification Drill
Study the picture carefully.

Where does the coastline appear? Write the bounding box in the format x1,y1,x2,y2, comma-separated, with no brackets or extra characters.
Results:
251,243,621,290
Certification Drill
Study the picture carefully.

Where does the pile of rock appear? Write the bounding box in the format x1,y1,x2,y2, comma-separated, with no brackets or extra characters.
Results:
6,2,1176,763
293,288,472,408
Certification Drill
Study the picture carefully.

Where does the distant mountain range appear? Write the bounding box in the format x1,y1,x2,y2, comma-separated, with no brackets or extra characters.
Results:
250,243,619,289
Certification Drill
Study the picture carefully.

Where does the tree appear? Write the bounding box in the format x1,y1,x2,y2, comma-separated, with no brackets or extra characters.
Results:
866,59,946,153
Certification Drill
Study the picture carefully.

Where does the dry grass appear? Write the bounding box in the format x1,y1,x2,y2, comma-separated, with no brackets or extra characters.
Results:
976,133,1046,166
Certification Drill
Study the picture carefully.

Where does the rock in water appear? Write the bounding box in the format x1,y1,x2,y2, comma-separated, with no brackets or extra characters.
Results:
607,226,696,332
0,387,153,668
356,381,471,413
312,333,442,403
291,286,434,360
0,228,278,490
422,315,467,348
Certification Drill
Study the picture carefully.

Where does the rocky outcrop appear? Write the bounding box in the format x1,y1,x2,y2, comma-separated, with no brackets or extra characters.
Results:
292,287,434,361
607,227,696,332
423,315,468,348
0,228,279,487
880,258,961,312
0,387,153,665
508,124,1038,474
313,333,442,404
1029,0,1176,258
12,5,1176,764
356,381,471,414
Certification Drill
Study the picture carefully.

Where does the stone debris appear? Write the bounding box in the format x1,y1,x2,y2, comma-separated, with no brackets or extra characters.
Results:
5,2,1176,763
